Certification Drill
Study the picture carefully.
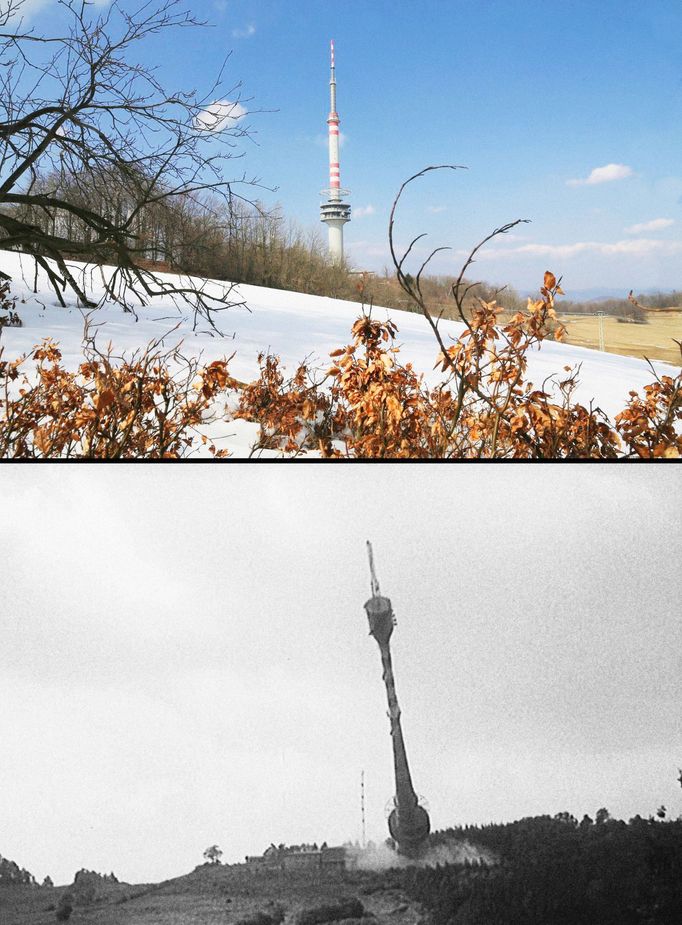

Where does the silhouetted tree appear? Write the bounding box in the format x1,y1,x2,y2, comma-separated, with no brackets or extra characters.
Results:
203,845,223,864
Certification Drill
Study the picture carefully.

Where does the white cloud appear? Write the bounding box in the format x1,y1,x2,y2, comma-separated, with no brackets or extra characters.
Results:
194,100,247,133
354,205,376,218
567,163,634,187
231,23,256,38
10,0,110,16
428,205,447,214
348,239,391,261
482,238,682,260
625,218,675,234
8,0,49,14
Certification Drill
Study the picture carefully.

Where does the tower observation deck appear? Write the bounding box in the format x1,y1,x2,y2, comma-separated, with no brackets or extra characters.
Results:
320,40,351,263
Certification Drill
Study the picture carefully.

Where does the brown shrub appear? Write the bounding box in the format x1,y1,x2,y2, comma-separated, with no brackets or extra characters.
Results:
1,273,680,459
0,320,236,458
237,274,681,459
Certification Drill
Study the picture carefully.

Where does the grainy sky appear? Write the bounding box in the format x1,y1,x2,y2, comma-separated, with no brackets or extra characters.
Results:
1,466,680,886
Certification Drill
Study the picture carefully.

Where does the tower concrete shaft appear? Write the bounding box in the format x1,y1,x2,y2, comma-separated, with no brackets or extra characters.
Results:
364,542,430,858
320,39,350,263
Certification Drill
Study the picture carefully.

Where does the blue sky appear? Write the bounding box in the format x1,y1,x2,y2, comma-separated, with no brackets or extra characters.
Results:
22,0,682,292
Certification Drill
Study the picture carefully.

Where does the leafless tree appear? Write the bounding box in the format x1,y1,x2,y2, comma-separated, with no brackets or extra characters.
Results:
387,165,547,455
0,0,259,328
388,165,529,341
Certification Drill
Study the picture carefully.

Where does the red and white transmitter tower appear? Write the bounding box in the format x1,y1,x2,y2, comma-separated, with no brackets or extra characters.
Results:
320,40,351,263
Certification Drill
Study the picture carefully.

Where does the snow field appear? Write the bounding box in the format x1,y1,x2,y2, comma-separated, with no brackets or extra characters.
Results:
1,251,678,458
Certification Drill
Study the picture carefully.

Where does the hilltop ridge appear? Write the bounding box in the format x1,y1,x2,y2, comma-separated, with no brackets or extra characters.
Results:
0,858,425,925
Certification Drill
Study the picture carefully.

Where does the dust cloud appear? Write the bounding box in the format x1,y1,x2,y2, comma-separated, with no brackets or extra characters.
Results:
347,839,496,871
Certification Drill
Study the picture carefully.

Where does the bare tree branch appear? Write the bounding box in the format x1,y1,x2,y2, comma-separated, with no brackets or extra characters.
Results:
0,0,262,328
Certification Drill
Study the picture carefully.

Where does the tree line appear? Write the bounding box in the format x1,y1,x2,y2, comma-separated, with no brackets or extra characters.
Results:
4,166,363,301
557,291,682,322
398,811,682,925
0,853,37,886
4,160,530,316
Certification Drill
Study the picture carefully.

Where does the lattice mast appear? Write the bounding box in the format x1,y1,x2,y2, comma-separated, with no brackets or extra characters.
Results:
361,769,366,848
320,40,351,263
364,542,430,857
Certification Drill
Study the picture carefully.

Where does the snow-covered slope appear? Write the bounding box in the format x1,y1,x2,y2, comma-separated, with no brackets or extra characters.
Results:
1,251,678,457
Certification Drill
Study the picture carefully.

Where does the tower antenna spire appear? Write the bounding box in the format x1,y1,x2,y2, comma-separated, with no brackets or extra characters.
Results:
367,540,381,597
320,39,350,262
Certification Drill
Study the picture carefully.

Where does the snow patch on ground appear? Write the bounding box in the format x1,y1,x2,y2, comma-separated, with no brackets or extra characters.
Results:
1,250,678,457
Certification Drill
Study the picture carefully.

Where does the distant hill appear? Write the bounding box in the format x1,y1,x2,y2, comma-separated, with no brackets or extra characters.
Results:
0,857,424,925
524,286,681,302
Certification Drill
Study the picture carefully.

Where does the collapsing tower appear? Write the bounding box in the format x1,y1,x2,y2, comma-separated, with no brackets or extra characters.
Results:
363,542,430,857
320,40,351,263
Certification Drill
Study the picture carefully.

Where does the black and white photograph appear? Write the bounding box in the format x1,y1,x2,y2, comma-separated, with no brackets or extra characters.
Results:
1,467,681,924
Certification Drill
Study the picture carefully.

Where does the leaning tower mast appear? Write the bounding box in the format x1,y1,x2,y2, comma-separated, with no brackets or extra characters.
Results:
363,542,430,857
320,40,351,263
